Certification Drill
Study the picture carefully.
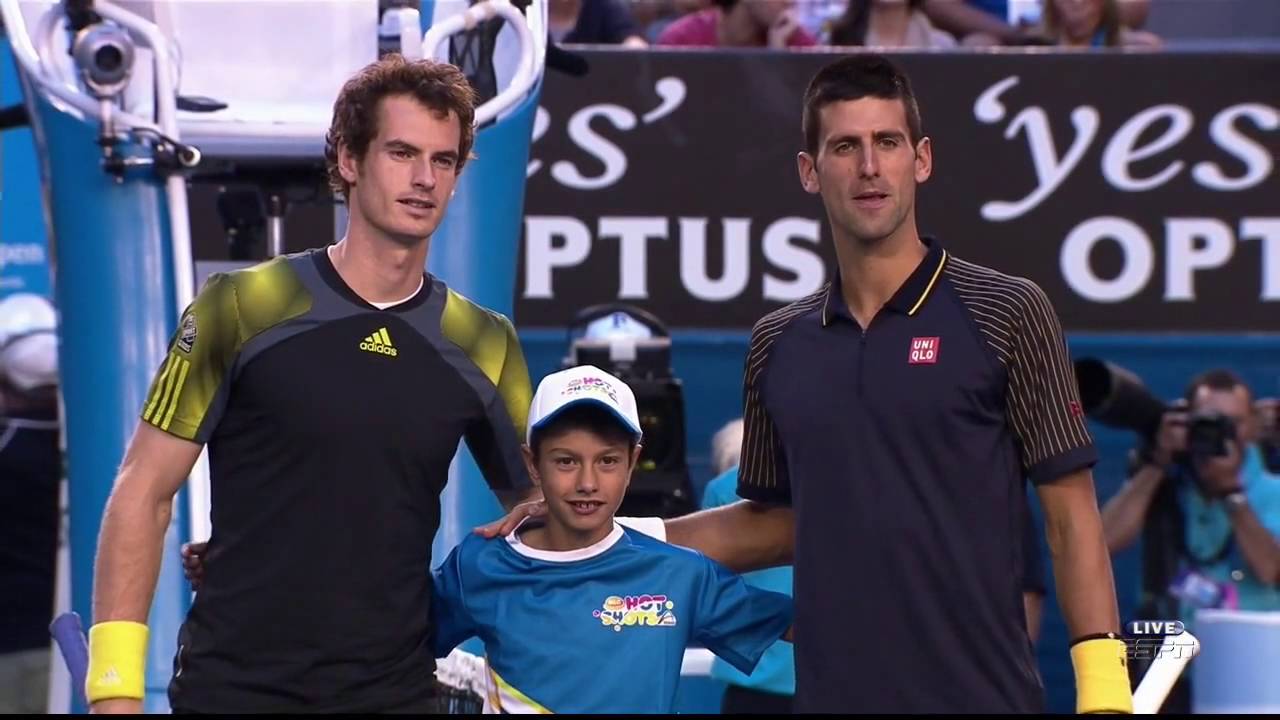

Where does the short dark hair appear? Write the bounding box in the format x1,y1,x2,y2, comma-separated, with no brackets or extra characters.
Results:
802,53,923,157
324,54,478,200
1184,368,1252,407
529,403,639,459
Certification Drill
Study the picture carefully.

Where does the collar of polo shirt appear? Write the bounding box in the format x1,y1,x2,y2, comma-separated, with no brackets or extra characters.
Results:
821,236,949,327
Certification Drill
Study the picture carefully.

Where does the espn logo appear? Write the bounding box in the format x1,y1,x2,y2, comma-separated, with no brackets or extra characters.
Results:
1124,620,1197,662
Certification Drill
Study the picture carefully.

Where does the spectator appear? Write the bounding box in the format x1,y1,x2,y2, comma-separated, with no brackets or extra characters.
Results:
922,0,1041,45
709,418,743,479
701,418,795,714
829,0,958,48
925,0,1152,46
549,0,648,47
1101,369,1280,712
630,0,711,43
0,293,61,715
656,0,818,48
1037,0,1161,47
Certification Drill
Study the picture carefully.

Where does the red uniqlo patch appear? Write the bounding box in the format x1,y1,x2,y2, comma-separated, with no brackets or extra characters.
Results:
909,337,939,364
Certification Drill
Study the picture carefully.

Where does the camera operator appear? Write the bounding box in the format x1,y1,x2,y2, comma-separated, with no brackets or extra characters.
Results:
1100,369,1280,709
1103,369,1280,596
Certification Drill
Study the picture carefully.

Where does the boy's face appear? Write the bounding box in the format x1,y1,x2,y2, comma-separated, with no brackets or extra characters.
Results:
523,427,641,545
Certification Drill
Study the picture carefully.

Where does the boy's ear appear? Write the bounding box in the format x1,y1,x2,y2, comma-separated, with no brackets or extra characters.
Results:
521,445,542,487
629,443,644,473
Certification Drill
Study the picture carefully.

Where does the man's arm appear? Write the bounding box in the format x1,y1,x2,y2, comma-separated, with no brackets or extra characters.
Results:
1195,439,1280,585
94,423,201,624
922,0,1023,43
494,486,543,513
1100,464,1166,553
1001,281,1130,713
1036,469,1122,641
665,500,793,572
1118,0,1150,28
671,315,797,571
1102,411,1185,553
92,273,239,713
1225,496,1280,585
90,423,203,713
455,311,539,512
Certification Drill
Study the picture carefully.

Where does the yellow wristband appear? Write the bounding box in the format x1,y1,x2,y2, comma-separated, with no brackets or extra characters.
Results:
86,621,148,703
1071,637,1133,714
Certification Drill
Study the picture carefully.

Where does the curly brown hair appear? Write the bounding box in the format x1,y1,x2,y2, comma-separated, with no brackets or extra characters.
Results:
324,54,479,200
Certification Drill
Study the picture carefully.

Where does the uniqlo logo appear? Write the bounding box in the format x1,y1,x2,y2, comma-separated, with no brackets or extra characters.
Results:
909,337,939,364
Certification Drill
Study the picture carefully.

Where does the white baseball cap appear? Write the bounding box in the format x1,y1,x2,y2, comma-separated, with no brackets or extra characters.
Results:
527,365,642,444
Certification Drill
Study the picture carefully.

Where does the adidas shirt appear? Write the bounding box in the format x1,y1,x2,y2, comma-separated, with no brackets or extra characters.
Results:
143,247,533,713
431,523,794,713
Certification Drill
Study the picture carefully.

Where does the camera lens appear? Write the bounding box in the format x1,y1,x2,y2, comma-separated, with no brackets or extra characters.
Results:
94,45,123,73
72,24,135,99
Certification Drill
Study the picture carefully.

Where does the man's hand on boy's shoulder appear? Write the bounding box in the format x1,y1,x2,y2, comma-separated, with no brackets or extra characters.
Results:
181,541,207,589
474,497,547,539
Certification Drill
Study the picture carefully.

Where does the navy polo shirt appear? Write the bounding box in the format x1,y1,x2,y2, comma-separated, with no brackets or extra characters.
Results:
737,237,1096,713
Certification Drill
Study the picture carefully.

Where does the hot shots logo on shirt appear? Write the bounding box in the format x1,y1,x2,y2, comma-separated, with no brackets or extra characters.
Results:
593,594,678,632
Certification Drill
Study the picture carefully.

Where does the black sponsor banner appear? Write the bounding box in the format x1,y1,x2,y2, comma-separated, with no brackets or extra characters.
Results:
516,50,1279,332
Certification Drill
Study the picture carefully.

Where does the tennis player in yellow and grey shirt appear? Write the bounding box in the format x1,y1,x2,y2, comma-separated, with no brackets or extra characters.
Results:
83,56,536,714
146,249,534,713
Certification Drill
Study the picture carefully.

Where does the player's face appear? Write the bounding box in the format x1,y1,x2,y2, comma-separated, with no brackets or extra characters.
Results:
797,97,931,247
525,429,641,546
340,94,462,247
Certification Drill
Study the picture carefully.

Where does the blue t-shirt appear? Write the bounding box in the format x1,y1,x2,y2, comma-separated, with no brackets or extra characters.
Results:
701,467,796,696
431,523,794,713
1176,443,1280,619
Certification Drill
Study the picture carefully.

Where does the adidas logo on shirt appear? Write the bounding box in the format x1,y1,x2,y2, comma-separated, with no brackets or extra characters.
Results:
360,327,398,357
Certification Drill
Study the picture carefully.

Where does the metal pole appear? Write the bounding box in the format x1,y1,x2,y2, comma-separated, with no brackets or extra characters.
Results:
266,192,286,257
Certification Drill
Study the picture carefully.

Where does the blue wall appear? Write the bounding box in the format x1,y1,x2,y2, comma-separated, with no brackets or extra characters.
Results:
518,328,1280,713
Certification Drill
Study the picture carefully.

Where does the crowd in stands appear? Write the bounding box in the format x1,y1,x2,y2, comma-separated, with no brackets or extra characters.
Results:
548,0,1161,51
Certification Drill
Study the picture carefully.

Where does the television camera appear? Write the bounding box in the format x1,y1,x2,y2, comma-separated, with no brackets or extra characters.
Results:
1074,358,1240,465
560,304,696,519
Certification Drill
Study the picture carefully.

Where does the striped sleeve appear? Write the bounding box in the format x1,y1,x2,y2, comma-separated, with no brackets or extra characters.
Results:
735,311,798,505
139,273,240,443
946,259,1096,484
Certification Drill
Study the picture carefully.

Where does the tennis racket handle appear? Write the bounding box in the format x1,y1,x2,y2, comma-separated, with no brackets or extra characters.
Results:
50,612,90,705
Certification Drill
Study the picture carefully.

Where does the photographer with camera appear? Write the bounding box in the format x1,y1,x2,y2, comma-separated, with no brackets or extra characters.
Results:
1100,369,1280,710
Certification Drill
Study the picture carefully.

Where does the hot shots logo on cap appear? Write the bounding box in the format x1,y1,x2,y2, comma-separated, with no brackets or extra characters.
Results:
563,376,619,404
